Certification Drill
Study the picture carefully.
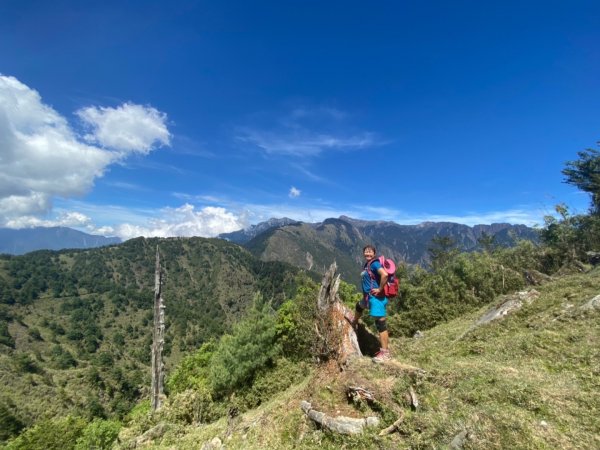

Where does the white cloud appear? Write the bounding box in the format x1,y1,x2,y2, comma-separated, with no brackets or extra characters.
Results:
4,211,92,229
238,129,376,157
356,205,544,227
77,102,170,154
51,196,547,241
110,204,245,240
289,186,301,198
0,74,170,226
237,106,381,157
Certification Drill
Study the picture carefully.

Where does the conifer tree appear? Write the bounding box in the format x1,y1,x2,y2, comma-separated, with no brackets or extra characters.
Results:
562,145,600,215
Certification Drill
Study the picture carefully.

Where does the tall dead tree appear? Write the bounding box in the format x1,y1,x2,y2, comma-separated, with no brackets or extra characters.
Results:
151,245,166,412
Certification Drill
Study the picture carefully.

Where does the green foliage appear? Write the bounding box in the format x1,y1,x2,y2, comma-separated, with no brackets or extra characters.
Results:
74,419,121,450
241,358,309,410
494,239,544,273
275,275,319,361
540,204,600,270
12,353,42,374
562,146,600,215
427,235,459,271
337,279,361,307
0,320,14,348
49,345,77,369
389,247,527,336
166,340,216,394
0,400,24,442
477,231,498,253
161,388,217,424
124,400,151,424
209,297,281,397
4,415,87,450
0,236,307,443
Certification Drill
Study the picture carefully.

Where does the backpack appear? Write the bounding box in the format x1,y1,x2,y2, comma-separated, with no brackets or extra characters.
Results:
365,255,399,298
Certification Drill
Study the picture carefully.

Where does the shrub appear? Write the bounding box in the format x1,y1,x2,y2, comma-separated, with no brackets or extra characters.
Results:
209,298,281,398
12,353,42,374
0,400,24,442
166,340,216,394
274,274,320,361
27,328,43,341
74,419,121,450
389,248,527,336
0,321,14,348
50,345,77,369
4,415,86,450
161,388,217,424
242,358,310,409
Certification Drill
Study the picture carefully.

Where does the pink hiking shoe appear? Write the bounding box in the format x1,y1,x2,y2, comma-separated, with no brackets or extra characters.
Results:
372,348,391,363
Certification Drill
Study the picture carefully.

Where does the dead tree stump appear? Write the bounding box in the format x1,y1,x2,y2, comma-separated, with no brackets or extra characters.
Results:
314,262,362,365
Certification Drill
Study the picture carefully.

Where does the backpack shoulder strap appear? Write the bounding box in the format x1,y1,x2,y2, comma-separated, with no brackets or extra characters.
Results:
364,258,382,280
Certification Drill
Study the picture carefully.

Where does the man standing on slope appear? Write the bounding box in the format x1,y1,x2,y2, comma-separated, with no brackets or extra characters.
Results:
352,244,391,363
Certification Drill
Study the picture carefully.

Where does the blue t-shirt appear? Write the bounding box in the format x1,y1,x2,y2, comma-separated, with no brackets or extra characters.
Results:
361,259,388,317
362,259,382,293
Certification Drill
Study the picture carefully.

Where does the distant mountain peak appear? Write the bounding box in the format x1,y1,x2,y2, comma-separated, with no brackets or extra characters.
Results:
0,226,122,255
218,217,300,244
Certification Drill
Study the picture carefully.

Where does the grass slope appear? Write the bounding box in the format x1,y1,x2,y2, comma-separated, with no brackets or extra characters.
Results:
118,267,599,449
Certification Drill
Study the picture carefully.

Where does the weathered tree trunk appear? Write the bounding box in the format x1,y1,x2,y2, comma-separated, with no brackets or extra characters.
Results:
314,262,362,364
151,246,165,412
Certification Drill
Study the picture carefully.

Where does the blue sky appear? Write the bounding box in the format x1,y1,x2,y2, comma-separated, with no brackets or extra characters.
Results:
0,0,598,239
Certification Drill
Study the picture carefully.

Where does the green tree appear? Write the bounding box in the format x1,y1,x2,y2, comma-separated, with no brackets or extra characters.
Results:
12,353,42,374
562,146,600,215
0,400,24,442
428,236,459,271
0,321,15,348
4,415,87,450
74,419,121,450
209,297,281,397
50,345,77,369
477,231,497,253
275,276,319,361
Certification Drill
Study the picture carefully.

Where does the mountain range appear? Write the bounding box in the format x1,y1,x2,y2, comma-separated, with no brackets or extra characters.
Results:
0,219,538,275
220,216,539,284
0,227,121,255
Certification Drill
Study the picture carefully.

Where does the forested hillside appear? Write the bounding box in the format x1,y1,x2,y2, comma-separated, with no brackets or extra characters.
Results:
0,237,306,441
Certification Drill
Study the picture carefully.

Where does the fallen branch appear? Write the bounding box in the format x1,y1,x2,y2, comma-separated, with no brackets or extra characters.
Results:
408,386,419,410
378,412,405,436
300,401,379,435
347,386,375,403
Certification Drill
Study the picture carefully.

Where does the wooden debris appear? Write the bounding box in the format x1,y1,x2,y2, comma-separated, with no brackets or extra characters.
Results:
408,386,419,410
301,401,379,435
347,386,375,403
378,412,405,436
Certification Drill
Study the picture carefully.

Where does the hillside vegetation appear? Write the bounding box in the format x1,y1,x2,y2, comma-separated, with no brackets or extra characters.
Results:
105,266,599,449
1,148,599,449
0,237,305,441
